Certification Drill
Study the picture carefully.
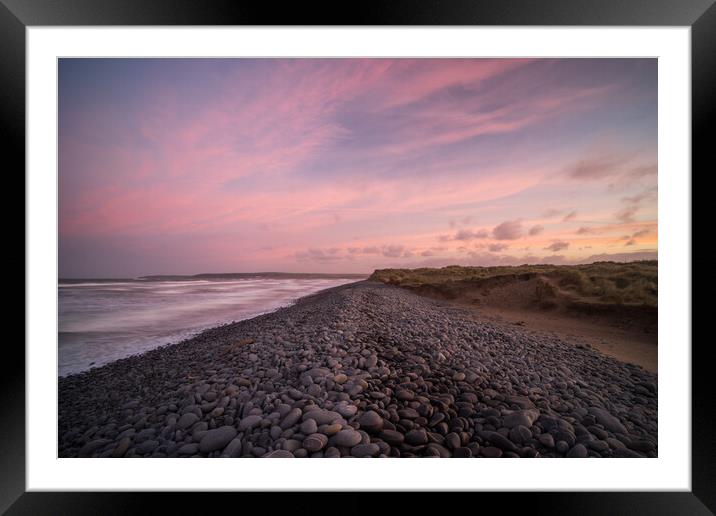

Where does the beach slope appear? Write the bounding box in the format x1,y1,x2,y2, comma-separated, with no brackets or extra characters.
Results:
59,281,657,458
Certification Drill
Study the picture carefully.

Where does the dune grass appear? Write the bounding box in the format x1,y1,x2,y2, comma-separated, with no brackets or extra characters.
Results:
370,260,657,307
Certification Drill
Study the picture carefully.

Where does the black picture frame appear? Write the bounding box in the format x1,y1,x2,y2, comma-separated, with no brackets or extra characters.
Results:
3,0,710,514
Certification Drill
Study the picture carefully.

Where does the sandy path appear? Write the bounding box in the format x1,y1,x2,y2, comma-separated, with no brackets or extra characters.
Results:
455,303,657,374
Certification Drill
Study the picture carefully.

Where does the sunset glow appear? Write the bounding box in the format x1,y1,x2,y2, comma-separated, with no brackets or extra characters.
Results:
59,58,657,277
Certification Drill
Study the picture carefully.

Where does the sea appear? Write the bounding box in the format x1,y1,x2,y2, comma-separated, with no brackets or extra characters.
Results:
58,275,362,377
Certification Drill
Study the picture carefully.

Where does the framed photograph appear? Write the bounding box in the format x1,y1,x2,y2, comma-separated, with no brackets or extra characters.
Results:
5,0,710,513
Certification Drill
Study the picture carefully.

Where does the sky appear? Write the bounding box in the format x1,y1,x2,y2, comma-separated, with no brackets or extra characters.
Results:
59,58,657,278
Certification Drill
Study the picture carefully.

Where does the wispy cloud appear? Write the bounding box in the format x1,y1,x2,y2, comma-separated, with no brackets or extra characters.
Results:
542,208,562,218
454,228,489,241
615,187,657,223
562,210,578,222
295,248,344,262
566,155,631,180
488,243,509,252
528,224,544,236
545,241,570,252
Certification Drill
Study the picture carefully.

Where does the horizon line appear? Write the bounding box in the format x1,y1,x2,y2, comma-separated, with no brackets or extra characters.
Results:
58,258,657,281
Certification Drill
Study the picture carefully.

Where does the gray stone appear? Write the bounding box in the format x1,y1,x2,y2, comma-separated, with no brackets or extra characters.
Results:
270,425,282,440
282,439,302,452
537,433,555,448
405,429,428,445
302,409,341,426
358,410,384,433
398,408,419,420
556,440,570,454
427,443,451,457
303,433,329,452
300,419,318,435
454,447,472,458
264,450,295,457
238,415,263,431
332,429,362,447
429,413,446,427
177,443,199,455
177,413,199,430
509,425,532,445
587,439,609,453
445,432,461,450
481,446,502,458
379,429,405,446
280,408,302,430
503,409,540,428
396,389,415,401
136,440,158,454
335,403,357,418
630,439,655,452
588,407,628,435
181,404,202,417
324,447,341,458
483,431,517,452
78,439,111,458
111,437,132,458
351,443,380,457
567,443,588,458
319,423,342,436
220,438,243,458
587,425,609,440
199,425,238,454
236,377,251,387
607,437,626,449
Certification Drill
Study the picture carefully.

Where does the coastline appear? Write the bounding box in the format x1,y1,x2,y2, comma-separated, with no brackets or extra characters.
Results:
59,280,366,380
58,277,362,377
59,280,657,458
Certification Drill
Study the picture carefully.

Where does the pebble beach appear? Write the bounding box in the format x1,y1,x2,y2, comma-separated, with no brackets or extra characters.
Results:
58,280,657,458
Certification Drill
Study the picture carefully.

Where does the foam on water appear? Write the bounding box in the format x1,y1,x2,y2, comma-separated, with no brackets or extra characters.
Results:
58,277,358,377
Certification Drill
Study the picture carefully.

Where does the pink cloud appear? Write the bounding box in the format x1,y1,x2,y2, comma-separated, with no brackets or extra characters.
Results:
545,241,570,252
493,220,524,240
562,211,578,222
528,225,544,236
